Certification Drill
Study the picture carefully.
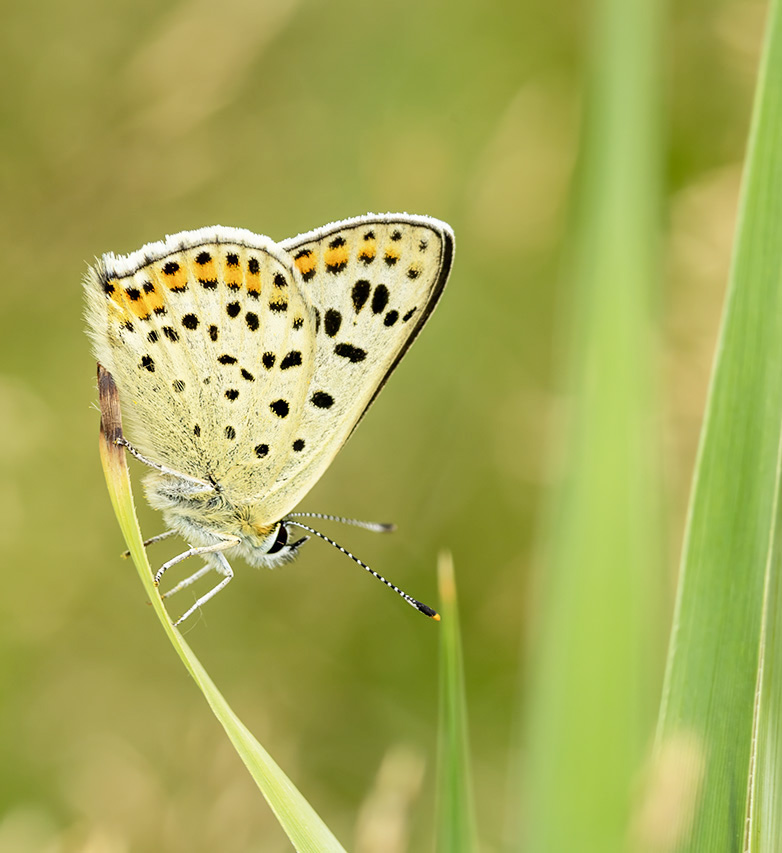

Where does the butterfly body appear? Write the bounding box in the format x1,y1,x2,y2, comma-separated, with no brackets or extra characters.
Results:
143,467,299,570
85,214,453,621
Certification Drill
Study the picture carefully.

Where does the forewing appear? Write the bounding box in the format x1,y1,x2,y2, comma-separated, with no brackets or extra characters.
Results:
84,227,316,493
250,213,454,520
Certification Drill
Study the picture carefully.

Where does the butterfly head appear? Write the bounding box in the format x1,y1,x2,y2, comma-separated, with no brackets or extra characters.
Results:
266,522,309,557
245,520,309,568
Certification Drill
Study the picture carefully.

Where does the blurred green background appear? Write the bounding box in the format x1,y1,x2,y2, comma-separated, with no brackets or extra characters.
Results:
0,0,765,850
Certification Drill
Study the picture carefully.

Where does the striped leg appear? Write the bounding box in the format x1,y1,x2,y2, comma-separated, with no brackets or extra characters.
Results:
160,564,213,599
173,552,235,626
154,538,239,586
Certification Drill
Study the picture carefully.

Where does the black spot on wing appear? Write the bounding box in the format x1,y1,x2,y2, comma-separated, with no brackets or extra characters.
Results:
280,350,302,370
311,391,334,409
372,284,389,314
270,399,289,418
352,280,371,312
334,343,367,363
324,309,342,337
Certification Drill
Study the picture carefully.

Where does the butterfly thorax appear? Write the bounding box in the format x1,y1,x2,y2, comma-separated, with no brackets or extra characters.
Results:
143,471,285,567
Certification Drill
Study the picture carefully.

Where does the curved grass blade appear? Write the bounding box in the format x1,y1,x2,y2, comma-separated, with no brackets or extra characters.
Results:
96,363,347,853
435,552,477,853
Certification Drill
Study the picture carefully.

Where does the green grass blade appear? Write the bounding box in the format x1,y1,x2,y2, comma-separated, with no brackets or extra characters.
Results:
435,552,477,853
96,364,347,853
655,2,782,849
748,475,782,849
520,0,664,849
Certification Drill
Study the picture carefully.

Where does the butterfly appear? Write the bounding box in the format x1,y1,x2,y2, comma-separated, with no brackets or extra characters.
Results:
85,213,454,625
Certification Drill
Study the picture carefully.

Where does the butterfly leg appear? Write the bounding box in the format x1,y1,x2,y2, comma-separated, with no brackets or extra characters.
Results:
121,529,176,558
140,530,177,548
115,437,215,492
160,563,213,600
173,552,235,626
154,539,239,625
154,537,240,586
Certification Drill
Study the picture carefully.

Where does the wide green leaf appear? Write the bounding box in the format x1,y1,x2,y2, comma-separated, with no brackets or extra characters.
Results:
656,2,782,849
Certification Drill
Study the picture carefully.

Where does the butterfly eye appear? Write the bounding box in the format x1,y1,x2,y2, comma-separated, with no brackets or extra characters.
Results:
266,523,289,554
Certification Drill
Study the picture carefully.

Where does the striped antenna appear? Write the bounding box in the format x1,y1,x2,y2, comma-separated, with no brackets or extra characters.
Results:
286,512,395,533
285,520,439,620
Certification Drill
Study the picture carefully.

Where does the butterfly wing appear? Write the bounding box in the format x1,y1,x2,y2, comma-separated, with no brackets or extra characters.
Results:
247,213,454,521
84,215,453,527
84,226,317,491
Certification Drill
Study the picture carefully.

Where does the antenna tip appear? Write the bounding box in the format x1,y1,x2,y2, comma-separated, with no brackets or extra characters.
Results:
415,601,440,620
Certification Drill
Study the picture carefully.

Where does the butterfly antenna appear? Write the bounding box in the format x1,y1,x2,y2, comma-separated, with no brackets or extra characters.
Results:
286,520,439,620
287,512,395,533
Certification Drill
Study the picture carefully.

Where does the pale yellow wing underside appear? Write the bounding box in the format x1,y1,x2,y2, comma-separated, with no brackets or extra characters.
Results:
84,215,453,526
